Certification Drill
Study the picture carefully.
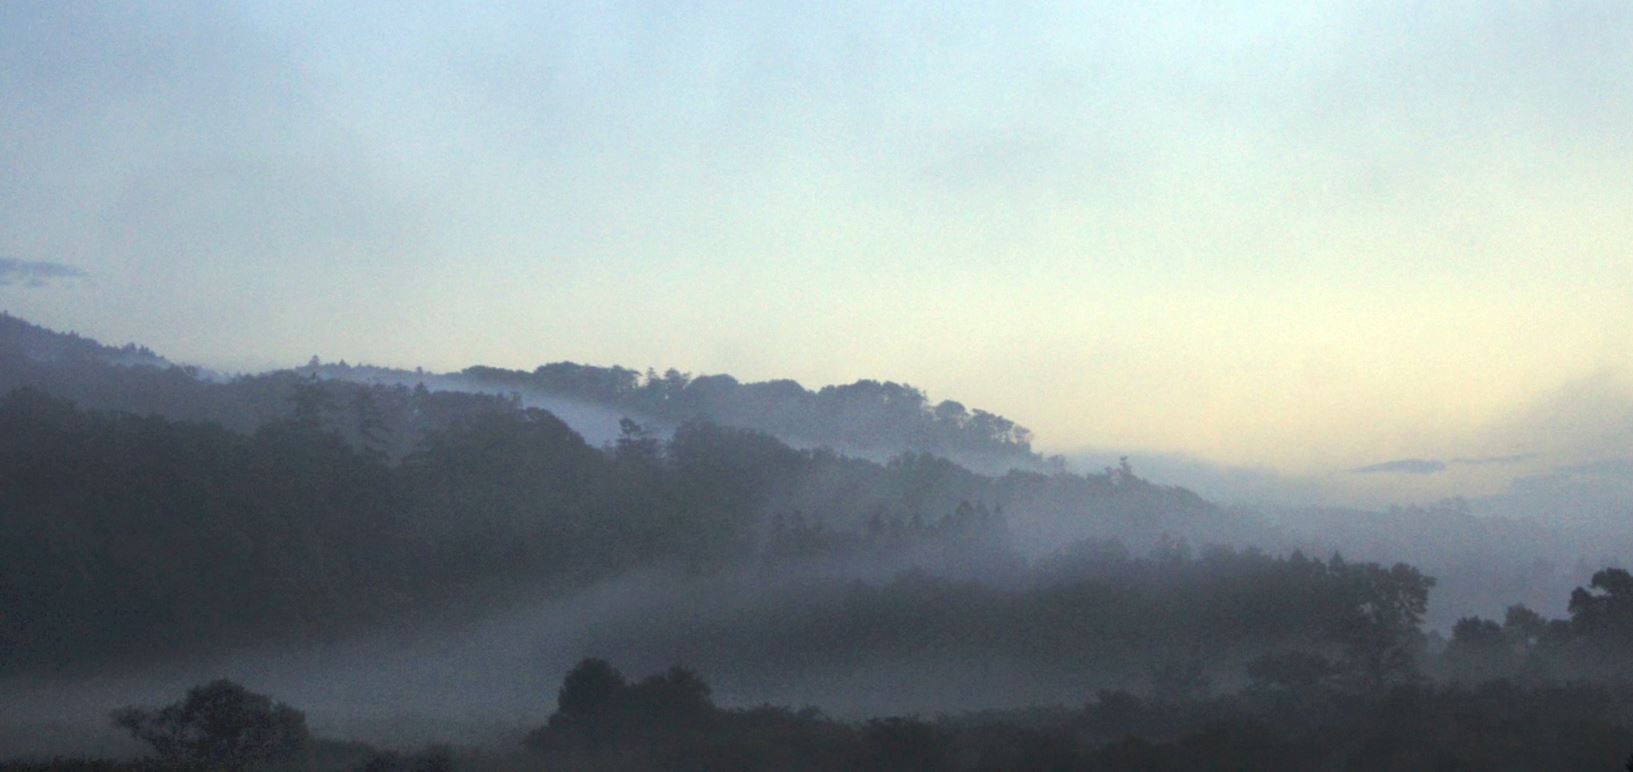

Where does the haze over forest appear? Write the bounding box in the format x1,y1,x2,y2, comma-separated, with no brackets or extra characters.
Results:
3,3,1633,771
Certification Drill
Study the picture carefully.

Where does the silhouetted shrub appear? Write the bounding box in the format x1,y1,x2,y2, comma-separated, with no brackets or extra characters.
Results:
110,680,308,768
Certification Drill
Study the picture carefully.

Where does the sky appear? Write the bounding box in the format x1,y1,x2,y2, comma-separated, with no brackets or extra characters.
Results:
2,1,1631,489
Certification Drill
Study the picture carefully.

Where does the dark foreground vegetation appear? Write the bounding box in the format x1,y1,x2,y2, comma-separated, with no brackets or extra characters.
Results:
9,654,1633,771
512,655,1633,771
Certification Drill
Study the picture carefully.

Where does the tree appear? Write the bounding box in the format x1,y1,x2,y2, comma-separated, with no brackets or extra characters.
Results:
859,717,952,772
623,665,713,720
1569,568,1633,639
1329,562,1434,690
527,658,721,760
1246,650,1336,690
1503,604,1547,650
352,389,389,456
111,679,308,767
614,417,660,463
557,657,627,719
1442,616,1511,682
288,374,336,431
526,658,628,754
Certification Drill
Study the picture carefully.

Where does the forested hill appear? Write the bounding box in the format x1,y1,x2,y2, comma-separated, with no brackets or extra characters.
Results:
4,313,1620,643
0,312,169,368
0,312,1040,469
0,381,1213,678
0,314,1228,678
306,360,1041,470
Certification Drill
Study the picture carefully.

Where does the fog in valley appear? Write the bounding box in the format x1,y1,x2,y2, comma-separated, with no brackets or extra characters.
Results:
3,311,1633,769
4,3,1633,770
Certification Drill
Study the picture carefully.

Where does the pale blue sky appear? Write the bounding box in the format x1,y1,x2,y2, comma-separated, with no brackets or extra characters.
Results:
2,1,1630,480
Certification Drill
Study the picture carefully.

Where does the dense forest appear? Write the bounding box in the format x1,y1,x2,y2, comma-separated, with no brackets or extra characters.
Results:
5,314,1633,770
0,384,1207,678
447,362,1039,466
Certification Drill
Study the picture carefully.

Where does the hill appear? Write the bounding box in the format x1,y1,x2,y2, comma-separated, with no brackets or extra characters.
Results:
0,312,1041,471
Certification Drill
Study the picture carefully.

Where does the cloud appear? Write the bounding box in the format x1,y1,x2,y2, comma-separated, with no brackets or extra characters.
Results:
1350,454,1539,476
1448,453,1539,466
0,258,87,288
1350,458,1447,475
1554,457,1633,479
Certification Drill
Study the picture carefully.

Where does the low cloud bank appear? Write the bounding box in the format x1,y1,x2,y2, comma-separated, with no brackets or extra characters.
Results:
0,258,86,288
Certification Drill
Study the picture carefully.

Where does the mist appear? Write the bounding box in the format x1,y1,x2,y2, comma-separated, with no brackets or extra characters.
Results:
4,318,1631,767
5,3,1633,769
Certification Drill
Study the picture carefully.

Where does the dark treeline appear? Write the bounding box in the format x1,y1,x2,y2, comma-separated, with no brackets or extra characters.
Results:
1253,498,1631,627
507,656,1633,771
1439,566,1633,684
446,361,1037,463
17,650,1633,771
571,546,1437,702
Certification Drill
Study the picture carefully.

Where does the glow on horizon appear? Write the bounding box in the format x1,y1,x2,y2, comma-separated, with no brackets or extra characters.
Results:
1,2,1629,478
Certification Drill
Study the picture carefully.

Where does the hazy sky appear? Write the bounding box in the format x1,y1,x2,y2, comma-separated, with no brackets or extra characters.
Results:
3,2,1630,477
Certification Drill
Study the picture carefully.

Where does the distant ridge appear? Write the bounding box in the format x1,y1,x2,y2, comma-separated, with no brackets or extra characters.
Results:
0,312,1043,471
305,358,1042,470
0,311,169,368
